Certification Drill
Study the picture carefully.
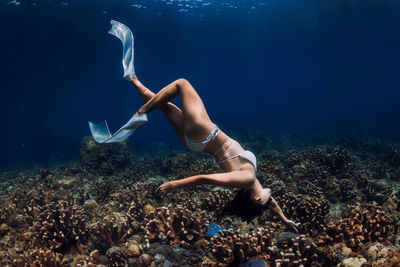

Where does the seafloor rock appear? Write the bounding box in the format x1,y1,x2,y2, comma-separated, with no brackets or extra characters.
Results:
337,257,367,267
83,199,98,210
80,136,133,174
106,246,126,265
126,240,140,257
363,242,400,267
0,223,9,236
143,204,156,214
139,253,152,266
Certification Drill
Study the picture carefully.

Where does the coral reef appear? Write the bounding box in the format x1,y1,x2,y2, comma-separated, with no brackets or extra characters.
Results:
11,248,69,267
89,211,137,251
28,200,89,253
208,228,317,266
108,181,161,217
272,234,318,267
276,193,330,232
363,243,400,267
201,188,236,213
208,227,275,265
162,153,220,179
1,133,400,266
316,204,394,265
80,136,133,174
143,204,210,246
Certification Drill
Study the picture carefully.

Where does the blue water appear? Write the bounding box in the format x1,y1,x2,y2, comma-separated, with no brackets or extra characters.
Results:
1,0,399,170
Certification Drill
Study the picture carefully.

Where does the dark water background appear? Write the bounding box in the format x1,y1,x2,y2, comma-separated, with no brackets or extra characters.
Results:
1,0,399,170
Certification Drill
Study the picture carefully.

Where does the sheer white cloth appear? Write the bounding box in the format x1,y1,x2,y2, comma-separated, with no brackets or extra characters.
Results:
88,20,147,144
108,20,135,80
89,114,148,143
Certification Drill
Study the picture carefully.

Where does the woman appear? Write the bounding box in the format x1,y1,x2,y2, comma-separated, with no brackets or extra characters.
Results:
107,19,298,232
130,75,299,232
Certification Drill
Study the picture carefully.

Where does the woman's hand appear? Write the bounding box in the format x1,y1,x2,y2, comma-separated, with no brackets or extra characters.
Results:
157,181,177,194
285,219,300,233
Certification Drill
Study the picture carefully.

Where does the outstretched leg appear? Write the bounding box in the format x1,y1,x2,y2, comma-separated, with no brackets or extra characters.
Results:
131,75,185,140
135,78,214,141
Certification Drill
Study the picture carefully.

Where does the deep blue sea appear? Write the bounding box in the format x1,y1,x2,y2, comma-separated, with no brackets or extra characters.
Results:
1,0,399,170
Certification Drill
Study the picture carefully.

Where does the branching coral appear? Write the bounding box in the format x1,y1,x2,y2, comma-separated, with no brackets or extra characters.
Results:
271,234,318,267
276,193,330,232
108,181,161,219
92,178,119,203
0,203,17,227
201,188,236,214
209,228,317,266
2,135,400,267
143,204,210,246
162,153,219,179
11,248,69,267
257,157,286,183
28,200,88,253
280,145,391,204
90,211,137,251
209,227,274,264
317,204,394,256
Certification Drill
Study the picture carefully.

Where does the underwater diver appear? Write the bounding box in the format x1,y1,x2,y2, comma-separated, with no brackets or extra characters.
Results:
107,20,300,232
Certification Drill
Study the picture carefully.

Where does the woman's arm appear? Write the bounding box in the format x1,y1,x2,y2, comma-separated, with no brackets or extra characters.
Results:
270,197,300,232
157,170,255,193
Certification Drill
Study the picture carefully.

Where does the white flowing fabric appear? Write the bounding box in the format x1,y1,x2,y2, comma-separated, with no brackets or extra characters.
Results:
89,114,148,143
108,20,135,80
88,20,147,143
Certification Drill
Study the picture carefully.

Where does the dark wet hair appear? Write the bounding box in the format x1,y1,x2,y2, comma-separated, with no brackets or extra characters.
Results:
223,190,271,221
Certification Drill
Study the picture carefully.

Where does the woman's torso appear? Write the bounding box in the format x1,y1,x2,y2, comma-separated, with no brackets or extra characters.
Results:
203,130,256,173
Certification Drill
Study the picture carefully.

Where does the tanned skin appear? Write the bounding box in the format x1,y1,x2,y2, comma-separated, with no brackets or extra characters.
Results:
131,74,299,232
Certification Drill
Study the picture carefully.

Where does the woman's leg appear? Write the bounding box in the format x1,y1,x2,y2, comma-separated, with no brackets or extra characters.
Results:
135,78,214,140
131,75,185,140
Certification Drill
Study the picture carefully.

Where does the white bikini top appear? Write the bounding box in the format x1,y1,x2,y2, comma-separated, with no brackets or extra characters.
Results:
213,139,257,171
